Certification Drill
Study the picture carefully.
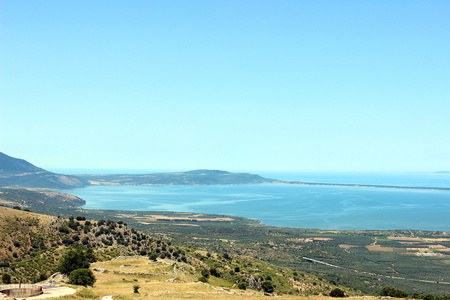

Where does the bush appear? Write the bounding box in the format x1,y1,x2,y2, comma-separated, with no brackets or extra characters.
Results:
329,288,345,297
62,238,74,245
238,282,247,290
261,281,274,293
201,269,210,278
380,286,408,298
2,273,11,284
133,284,140,293
149,253,158,261
210,268,221,277
198,276,208,283
69,269,96,287
59,226,69,234
77,287,98,299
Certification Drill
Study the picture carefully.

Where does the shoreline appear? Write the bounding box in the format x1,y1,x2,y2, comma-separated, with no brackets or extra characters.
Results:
274,180,450,191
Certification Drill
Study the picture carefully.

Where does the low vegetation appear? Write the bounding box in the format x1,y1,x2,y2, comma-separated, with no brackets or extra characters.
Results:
0,206,347,297
1,188,450,298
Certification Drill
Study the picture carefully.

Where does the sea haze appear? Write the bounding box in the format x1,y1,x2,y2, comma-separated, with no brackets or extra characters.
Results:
59,172,450,231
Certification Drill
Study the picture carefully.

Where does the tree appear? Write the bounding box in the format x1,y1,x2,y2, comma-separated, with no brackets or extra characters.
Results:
149,253,158,261
380,286,408,298
2,273,11,284
261,281,274,294
68,268,96,287
329,288,345,297
210,268,221,277
201,269,210,278
58,248,91,275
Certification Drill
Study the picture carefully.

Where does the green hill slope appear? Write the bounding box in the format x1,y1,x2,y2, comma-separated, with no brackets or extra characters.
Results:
0,206,345,296
0,152,89,189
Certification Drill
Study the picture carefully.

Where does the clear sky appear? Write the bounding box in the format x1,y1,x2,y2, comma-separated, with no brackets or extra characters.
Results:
1,1,449,173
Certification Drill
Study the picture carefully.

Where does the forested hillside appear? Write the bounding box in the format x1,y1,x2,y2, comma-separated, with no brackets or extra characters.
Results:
0,206,345,296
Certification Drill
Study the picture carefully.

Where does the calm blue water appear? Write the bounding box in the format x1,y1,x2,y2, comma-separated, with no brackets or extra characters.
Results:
59,172,450,231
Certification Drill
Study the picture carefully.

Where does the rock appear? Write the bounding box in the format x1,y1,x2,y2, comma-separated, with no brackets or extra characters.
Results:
46,272,67,284
93,268,106,274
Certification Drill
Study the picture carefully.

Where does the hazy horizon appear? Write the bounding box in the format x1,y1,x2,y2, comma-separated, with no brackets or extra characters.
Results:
2,1,449,173
48,166,448,176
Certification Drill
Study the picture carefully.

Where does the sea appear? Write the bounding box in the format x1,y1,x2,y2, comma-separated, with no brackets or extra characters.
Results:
55,170,450,231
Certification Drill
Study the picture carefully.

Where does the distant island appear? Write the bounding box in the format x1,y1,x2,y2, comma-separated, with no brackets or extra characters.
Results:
1,152,449,191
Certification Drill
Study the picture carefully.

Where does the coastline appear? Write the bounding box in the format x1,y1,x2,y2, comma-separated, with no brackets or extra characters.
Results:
274,180,450,191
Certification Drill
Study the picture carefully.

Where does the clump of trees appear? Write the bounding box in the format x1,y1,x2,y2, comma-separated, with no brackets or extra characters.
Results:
379,286,408,298
329,287,345,297
58,248,96,287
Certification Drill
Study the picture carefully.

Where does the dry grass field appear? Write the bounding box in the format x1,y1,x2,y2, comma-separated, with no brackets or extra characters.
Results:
54,257,381,300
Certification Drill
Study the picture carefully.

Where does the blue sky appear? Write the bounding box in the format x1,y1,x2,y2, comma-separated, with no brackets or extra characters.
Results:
1,1,449,172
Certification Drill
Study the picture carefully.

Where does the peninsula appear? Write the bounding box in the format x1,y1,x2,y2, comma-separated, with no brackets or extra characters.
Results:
1,152,449,191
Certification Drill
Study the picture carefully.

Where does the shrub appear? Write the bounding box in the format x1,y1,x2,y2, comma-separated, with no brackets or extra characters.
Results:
77,287,98,299
62,238,74,246
210,268,220,277
198,276,208,282
238,282,247,290
133,284,140,293
329,288,345,297
201,269,210,278
149,253,158,261
261,281,274,293
380,286,408,298
2,273,11,284
59,226,69,234
69,268,96,287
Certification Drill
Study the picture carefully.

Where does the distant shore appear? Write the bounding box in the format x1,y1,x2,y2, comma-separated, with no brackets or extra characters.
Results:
275,180,450,191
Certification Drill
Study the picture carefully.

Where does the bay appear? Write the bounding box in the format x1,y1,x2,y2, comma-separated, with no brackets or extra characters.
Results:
60,172,450,231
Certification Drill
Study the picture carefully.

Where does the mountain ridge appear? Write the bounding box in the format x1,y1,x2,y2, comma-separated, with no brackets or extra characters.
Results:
0,152,274,188
0,152,89,189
